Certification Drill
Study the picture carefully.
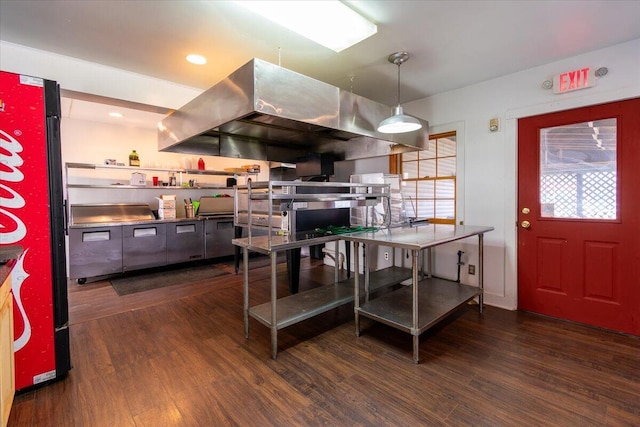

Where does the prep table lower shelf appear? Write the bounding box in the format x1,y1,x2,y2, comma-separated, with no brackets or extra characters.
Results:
356,277,480,335
249,266,411,330
346,224,494,363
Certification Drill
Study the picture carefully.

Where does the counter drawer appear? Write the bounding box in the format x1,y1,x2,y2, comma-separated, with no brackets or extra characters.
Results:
205,219,235,259
68,226,123,279
166,221,204,264
123,224,167,272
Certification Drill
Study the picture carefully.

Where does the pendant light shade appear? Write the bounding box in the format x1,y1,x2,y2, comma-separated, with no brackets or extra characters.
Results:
377,105,422,133
377,52,422,134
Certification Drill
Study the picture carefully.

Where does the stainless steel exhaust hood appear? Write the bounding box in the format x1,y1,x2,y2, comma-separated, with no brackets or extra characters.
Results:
158,58,428,162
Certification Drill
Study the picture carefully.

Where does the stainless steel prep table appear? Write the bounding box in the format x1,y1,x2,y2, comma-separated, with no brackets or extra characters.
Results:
233,233,412,359
342,224,494,363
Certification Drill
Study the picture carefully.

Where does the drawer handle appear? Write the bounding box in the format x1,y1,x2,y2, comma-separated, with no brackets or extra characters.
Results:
176,224,196,234
82,231,110,242
133,228,157,237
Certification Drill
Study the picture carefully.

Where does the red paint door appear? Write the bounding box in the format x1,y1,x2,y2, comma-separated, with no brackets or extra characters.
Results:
518,98,640,336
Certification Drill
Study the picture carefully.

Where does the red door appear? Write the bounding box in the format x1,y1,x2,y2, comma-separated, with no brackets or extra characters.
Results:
518,98,640,336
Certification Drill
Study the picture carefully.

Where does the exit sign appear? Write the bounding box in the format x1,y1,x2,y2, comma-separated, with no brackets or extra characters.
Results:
553,67,597,94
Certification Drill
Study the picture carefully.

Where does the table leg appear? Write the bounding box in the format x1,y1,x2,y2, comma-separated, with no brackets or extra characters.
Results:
412,249,420,364
354,242,361,337
270,251,278,359
364,242,371,302
243,247,249,339
234,226,243,274
345,241,351,278
286,248,301,294
334,240,339,284
478,233,484,314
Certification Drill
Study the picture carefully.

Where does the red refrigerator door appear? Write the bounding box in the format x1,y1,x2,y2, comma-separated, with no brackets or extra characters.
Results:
0,71,58,390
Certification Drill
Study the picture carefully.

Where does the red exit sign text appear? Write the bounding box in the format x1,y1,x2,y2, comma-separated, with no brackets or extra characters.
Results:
553,67,597,94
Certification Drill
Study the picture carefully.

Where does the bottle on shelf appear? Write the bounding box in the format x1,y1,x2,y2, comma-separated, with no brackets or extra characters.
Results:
198,157,205,170
129,150,140,167
169,172,177,186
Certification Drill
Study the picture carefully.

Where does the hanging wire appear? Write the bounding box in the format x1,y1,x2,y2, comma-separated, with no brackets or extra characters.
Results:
396,60,401,106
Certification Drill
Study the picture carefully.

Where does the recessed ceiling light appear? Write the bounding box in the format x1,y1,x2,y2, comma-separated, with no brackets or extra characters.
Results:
109,112,123,118
236,1,377,52
186,54,207,65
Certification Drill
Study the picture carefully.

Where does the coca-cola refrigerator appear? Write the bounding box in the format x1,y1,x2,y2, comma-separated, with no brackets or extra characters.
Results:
0,70,71,391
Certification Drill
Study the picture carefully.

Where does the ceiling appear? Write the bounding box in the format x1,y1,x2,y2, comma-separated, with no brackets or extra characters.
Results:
2,0,640,125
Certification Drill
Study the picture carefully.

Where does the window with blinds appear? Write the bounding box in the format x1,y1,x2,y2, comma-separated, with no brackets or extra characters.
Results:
400,132,457,224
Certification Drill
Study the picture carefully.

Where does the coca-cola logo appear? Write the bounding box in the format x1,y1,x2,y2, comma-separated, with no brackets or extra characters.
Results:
0,128,27,244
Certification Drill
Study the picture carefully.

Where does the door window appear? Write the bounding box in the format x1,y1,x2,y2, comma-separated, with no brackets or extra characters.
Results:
539,118,617,219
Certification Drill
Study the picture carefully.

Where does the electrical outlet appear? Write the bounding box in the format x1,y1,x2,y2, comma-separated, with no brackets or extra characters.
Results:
468,264,476,275
384,251,389,261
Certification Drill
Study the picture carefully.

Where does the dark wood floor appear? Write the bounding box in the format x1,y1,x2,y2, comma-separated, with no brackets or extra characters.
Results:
9,256,640,426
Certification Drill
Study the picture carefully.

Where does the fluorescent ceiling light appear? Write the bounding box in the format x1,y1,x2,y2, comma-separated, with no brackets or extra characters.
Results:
109,112,123,118
186,54,207,65
236,1,377,52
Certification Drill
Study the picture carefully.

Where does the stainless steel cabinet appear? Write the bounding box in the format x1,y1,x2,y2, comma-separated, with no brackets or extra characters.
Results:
122,223,167,271
204,218,235,259
166,221,204,264
68,226,123,279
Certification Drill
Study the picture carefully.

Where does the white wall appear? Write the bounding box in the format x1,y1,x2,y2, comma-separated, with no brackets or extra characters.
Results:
405,38,640,309
1,41,201,109
62,117,269,214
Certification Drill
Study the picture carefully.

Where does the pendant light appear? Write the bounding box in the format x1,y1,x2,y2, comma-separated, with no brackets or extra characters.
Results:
377,52,422,134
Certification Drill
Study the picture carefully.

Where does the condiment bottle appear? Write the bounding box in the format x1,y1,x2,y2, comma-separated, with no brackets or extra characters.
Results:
198,158,205,170
129,150,140,167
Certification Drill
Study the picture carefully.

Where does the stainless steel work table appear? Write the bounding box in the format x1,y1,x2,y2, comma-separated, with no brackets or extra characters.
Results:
233,233,412,359
342,224,494,363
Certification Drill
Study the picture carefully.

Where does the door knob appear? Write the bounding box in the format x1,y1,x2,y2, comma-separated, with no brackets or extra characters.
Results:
521,207,530,214
521,220,531,229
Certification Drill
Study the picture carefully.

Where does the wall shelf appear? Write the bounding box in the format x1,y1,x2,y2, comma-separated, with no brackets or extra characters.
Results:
65,162,255,177
65,162,257,190
66,184,233,190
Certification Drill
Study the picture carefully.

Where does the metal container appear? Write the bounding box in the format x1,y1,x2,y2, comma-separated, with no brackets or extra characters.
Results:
197,196,234,217
70,203,154,225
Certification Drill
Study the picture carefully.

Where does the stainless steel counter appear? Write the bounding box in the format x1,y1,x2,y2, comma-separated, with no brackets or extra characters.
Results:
234,223,495,360
68,216,210,229
68,216,234,282
345,223,494,363
341,224,494,250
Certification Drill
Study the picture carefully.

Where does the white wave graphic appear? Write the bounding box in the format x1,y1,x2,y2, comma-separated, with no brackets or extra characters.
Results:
11,248,31,352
